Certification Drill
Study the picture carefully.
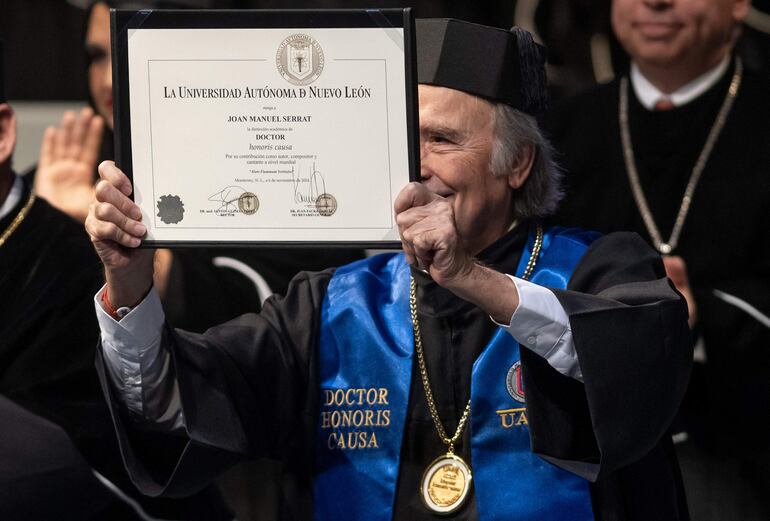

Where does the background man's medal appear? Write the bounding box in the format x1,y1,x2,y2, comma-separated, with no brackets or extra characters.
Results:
421,453,473,514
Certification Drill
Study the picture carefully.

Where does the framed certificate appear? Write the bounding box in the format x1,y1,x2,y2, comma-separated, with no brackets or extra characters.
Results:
111,9,418,247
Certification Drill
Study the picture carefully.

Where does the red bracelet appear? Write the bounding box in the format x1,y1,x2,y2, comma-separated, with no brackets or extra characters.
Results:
101,287,131,320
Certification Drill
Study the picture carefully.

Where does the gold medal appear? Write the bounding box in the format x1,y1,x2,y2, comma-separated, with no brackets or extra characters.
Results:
420,453,473,515
410,226,542,514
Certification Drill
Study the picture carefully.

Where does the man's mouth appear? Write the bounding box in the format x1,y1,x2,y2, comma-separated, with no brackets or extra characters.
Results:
633,21,682,39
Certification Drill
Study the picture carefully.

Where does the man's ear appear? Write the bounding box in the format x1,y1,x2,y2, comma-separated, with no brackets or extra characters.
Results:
0,104,17,167
507,144,535,190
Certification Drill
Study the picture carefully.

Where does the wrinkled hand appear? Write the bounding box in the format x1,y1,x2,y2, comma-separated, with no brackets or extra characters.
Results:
394,182,474,287
394,182,520,322
664,255,697,328
85,161,154,306
34,108,104,222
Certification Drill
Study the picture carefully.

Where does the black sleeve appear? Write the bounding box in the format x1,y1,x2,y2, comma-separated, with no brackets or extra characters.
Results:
97,269,334,497
0,201,109,459
697,277,770,356
521,232,692,481
692,274,770,448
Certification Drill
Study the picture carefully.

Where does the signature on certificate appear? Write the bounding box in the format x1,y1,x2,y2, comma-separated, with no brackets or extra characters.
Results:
208,186,246,214
292,162,327,204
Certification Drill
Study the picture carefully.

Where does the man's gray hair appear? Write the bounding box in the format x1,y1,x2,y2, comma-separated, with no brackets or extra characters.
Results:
489,103,563,219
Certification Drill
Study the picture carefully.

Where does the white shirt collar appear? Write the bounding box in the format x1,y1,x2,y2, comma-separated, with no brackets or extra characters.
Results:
0,174,24,220
630,55,731,110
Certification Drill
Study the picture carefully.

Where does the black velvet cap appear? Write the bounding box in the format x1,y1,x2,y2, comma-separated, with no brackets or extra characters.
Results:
416,19,548,115
0,41,5,104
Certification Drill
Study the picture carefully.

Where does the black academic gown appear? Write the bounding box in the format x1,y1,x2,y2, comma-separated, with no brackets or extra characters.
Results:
24,134,364,521
0,181,117,521
545,59,770,457
98,223,692,521
0,182,105,449
163,247,364,334
0,179,231,521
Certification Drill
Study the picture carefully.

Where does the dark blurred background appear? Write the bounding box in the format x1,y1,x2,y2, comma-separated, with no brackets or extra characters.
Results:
1,0,768,216
3,0,768,103
0,0,515,101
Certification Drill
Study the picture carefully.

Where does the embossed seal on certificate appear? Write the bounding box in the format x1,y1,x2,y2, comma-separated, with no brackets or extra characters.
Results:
316,193,337,216
238,192,259,215
157,195,184,224
276,34,324,86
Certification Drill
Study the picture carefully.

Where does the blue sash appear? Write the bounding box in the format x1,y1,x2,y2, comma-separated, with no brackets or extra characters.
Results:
470,228,599,521
314,227,599,521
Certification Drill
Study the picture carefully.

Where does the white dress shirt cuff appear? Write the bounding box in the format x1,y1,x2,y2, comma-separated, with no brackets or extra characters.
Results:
95,285,166,415
492,276,583,381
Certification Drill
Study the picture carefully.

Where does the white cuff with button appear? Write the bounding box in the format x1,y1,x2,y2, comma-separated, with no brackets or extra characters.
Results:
491,275,583,381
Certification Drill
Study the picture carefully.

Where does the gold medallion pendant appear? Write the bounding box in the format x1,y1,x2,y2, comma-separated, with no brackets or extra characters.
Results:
420,453,473,515
410,225,542,515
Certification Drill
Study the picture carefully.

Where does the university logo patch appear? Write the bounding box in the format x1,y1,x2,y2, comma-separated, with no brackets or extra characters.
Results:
506,361,525,403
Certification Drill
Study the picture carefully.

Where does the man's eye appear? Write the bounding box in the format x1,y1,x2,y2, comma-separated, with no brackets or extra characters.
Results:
86,46,108,64
431,135,451,144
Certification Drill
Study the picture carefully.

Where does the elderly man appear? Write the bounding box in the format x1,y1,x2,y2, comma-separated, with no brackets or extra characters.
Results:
87,20,691,521
547,1,770,518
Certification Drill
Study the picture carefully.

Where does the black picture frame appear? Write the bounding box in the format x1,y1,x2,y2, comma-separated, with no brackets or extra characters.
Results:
111,8,419,249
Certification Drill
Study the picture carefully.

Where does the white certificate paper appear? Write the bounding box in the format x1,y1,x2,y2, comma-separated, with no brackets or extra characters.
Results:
124,25,413,244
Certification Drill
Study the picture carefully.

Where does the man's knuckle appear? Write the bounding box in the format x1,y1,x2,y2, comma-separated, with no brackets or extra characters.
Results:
94,179,111,199
99,221,117,238
94,202,111,219
116,229,129,244
120,212,133,229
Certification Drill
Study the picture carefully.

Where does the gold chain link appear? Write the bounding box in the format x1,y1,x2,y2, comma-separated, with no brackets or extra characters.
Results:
409,225,543,454
619,59,742,255
0,193,36,248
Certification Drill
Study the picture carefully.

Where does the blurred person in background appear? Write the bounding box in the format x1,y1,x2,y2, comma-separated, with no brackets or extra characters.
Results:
0,39,115,521
0,39,235,521
546,0,770,519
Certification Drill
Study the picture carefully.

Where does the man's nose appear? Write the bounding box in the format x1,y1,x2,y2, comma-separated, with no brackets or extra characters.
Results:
419,161,433,182
105,58,113,90
419,142,432,181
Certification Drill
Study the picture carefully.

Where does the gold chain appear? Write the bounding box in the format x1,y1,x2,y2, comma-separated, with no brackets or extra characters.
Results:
619,58,742,255
0,193,36,248
409,225,543,454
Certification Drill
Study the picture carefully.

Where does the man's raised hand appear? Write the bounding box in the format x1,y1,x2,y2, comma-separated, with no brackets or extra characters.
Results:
34,107,104,222
85,161,154,306
394,182,473,286
663,255,697,328
394,182,520,323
